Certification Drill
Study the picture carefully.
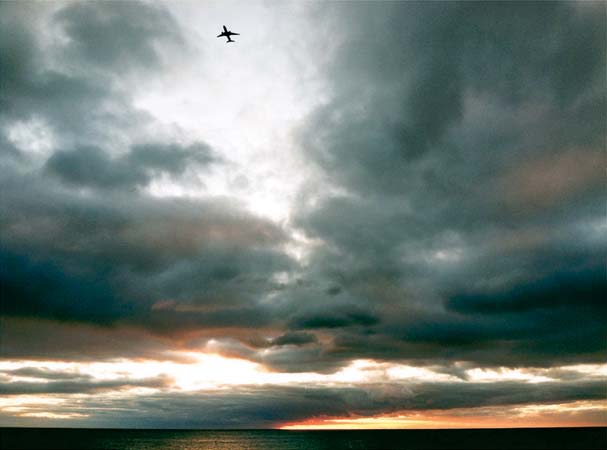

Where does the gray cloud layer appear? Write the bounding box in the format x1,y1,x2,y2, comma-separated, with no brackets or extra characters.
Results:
45,142,217,191
0,0,605,427
0,377,603,428
282,1,606,370
0,1,292,342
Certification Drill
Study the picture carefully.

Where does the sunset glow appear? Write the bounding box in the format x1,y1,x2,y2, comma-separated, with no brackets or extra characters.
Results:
281,401,607,430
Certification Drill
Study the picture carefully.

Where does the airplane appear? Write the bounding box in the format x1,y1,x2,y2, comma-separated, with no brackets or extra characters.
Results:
217,25,239,43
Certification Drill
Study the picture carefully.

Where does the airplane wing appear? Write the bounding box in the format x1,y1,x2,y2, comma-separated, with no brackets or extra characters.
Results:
217,32,225,37
227,32,240,36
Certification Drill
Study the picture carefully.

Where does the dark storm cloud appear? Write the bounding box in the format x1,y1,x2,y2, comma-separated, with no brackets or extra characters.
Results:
447,269,607,315
476,266,604,360
271,332,318,347
299,1,605,203
0,317,193,362
0,249,128,323
289,307,379,330
46,142,217,191
0,0,605,390
55,1,183,72
0,0,294,357
0,3,137,139
0,171,292,335
286,1,606,371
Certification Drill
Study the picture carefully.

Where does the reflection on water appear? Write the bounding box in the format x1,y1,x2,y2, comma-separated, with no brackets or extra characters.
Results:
1,428,605,450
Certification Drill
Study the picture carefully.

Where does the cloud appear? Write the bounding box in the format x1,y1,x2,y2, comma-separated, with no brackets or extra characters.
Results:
271,332,318,347
0,1,185,147
289,308,380,330
54,2,183,73
0,375,170,395
497,148,605,211
0,1,294,353
45,142,217,191
2,0,603,375
4,367,92,381
447,269,606,315
0,380,603,428
0,1,605,430
281,1,607,372
0,249,128,324
0,317,189,362
0,174,292,333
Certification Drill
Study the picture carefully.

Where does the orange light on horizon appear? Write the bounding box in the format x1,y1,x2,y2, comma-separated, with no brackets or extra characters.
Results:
280,401,607,430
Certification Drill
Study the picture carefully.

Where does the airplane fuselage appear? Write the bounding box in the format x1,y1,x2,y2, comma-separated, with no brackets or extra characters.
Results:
217,25,239,43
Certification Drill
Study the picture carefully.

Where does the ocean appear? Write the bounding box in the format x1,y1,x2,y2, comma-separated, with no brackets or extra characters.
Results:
0,427,605,449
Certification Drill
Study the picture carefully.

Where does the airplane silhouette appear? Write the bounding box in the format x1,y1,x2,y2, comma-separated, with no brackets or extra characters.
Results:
217,25,239,43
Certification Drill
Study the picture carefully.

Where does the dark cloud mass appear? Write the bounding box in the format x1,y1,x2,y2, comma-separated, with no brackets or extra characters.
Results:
271,332,318,347
0,1,291,341
0,0,605,428
287,0,606,369
55,1,182,71
46,142,217,190
0,175,291,331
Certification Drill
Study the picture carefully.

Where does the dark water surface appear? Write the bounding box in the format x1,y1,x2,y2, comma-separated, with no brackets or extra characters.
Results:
1,427,605,449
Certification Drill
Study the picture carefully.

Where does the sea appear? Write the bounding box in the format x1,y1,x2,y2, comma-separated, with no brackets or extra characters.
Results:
1,427,605,450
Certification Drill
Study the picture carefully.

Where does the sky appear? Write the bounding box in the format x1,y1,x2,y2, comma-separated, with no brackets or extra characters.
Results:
0,0,605,429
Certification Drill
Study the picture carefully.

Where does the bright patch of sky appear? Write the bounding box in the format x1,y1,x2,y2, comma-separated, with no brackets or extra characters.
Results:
2,356,605,393
134,2,324,223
